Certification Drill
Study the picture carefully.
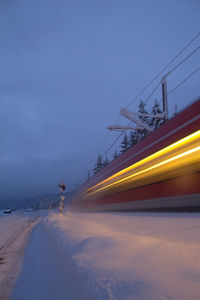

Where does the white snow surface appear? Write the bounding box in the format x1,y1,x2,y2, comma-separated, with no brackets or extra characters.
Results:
44,211,200,300
0,212,41,300
0,211,37,247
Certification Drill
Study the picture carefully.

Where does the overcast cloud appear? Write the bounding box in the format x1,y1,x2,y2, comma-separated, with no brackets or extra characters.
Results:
0,0,199,205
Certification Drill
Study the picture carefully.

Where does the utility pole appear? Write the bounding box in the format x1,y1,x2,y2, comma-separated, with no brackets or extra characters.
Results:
162,76,169,122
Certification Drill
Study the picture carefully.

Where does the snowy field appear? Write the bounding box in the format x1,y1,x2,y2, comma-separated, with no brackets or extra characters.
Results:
43,211,200,300
4,210,200,300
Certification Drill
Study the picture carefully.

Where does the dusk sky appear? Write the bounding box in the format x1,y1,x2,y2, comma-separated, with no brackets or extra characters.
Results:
0,0,199,204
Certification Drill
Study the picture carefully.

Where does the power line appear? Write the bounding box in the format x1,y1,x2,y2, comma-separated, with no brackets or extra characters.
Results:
144,79,162,105
144,45,200,105
102,131,123,159
83,131,123,181
100,40,200,161
167,66,200,97
77,32,200,184
126,32,200,108
166,46,200,77
76,131,110,183
102,64,200,159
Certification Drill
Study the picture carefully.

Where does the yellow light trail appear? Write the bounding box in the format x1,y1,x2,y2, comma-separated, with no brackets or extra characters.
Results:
90,130,200,191
87,130,200,197
90,146,200,195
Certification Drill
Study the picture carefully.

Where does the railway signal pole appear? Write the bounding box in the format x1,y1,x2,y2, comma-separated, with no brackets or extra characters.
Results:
58,182,66,215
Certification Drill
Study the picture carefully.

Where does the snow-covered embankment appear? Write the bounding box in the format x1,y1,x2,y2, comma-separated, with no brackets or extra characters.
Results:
45,211,200,300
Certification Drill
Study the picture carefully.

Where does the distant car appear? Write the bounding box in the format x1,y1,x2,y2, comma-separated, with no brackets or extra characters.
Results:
25,208,32,212
3,208,12,214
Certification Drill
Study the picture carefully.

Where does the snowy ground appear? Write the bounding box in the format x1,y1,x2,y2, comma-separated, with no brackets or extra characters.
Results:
10,210,200,300
43,211,200,300
0,212,41,300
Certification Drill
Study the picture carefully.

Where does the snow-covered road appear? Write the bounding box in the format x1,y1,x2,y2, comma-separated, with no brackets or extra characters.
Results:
6,211,200,300
0,213,40,300
11,220,93,300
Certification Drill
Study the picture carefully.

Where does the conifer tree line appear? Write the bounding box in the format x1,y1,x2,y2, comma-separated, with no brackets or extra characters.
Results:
93,99,163,175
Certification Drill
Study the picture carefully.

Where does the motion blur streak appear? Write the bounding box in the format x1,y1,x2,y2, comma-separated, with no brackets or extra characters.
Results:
87,130,200,197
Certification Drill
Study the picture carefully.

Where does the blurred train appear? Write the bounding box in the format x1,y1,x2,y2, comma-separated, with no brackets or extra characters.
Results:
71,98,200,212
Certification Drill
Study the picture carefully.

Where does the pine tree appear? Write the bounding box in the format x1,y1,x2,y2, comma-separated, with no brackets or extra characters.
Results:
129,130,138,148
93,155,103,174
138,99,148,122
102,156,109,167
137,100,149,140
150,100,163,129
120,133,129,153
112,150,118,160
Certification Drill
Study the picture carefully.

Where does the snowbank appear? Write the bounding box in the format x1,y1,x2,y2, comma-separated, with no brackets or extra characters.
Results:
45,211,200,300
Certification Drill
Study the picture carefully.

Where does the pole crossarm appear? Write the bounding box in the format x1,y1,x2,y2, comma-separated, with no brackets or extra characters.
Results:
120,108,153,132
107,125,145,132
107,125,134,131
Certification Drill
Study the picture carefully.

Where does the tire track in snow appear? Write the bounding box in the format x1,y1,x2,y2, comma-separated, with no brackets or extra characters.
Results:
0,217,40,300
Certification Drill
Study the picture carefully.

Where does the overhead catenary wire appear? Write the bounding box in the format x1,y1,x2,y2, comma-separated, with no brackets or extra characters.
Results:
167,66,200,98
156,66,200,107
77,32,200,184
79,65,199,183
76,131,110,183
102,131,124,159
102,61,200,160
80,40,200,182
144,79,162,105
79,131,123,183
126,32,200,108
144,46,200,105
100,38,200,162
165,46,200,78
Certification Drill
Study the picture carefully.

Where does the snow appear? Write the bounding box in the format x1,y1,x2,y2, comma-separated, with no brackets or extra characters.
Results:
43,211,200,300
0,212,41,300
11,220,93,300
4,210,199,300
0,212,30,246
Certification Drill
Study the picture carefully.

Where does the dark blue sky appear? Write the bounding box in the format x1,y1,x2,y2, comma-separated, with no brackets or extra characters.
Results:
0,0,199,204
